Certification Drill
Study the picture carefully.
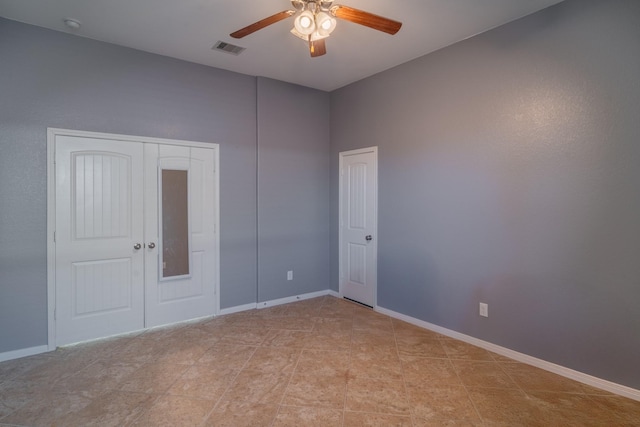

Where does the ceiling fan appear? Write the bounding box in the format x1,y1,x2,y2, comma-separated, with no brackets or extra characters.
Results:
229,0,402,58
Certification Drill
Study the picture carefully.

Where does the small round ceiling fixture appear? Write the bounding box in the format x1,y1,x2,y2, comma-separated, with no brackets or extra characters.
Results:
63,18,81,30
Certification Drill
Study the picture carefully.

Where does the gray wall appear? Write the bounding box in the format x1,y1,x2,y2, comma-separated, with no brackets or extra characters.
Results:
330,0,640,389
257,78,330,302
0,18,329,353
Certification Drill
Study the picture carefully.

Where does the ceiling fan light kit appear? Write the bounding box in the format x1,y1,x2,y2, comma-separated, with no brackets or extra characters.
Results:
294,10,316,35
315,11,337,36
229,0,401,57
290,28,328,42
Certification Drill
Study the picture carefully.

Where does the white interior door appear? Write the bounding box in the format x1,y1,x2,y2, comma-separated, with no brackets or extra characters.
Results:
339,147,378,307
51,129,219,346
144,144,217,327
55,136,145,345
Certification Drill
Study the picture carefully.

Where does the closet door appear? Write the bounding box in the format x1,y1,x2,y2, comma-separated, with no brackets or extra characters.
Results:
55,136,145,345
52,130,218,345
144,144,217,327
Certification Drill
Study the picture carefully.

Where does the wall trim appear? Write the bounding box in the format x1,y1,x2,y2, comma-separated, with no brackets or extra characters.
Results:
219,303,258,315
257,289,331,309
219,290,334,315
375,305,640,402
0,345,50,363
328,290,340,298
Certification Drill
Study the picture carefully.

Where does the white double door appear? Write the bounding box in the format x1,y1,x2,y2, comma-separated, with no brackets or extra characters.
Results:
53,132,218,346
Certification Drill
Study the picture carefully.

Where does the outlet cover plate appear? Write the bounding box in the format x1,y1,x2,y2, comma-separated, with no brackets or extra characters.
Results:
479,302,489,317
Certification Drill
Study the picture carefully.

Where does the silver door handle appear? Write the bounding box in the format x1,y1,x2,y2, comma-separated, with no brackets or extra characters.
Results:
365,235,373,241
148,242,156,249
133,243,142,250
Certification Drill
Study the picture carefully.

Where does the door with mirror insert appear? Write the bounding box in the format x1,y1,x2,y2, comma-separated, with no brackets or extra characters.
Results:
53,130,218,345
144,144,217,327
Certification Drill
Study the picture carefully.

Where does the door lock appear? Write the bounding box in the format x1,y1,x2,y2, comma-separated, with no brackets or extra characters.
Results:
365,235,373,241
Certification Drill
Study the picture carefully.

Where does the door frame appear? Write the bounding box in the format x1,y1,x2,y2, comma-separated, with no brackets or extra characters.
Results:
47,128,220,350
338,146,378,308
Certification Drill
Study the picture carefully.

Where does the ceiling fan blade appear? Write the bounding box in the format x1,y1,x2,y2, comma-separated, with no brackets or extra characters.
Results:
331,5,402,35
310,38,327,57
230,10,296,39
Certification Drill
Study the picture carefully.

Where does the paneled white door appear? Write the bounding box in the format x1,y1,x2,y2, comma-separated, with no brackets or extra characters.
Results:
55,136,145,345
52,131,218,346
144,144,217,327
339,147,378,307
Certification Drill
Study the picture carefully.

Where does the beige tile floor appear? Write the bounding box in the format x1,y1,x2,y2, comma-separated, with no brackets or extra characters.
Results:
1,296,639,426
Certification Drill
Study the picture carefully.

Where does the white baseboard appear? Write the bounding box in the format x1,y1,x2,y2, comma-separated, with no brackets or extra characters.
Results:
327,289,340,298
144,314,217,333
375,305,640,402
0,345,50,363
257,290,331,309
219,302,257,316
216,290,337,316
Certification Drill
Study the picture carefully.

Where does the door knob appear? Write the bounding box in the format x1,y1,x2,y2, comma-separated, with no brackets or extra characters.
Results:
148,242,156,249
365,235,373,241
133,243,142,250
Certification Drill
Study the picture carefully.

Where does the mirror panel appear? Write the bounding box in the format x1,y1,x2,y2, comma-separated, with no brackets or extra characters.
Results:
161,169,189,278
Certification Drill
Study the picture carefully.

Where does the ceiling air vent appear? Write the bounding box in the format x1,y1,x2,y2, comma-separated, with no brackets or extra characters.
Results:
212,41,246,56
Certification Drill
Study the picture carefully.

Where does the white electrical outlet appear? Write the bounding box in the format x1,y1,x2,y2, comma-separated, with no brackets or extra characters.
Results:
287,270,293,281
479,302,489,317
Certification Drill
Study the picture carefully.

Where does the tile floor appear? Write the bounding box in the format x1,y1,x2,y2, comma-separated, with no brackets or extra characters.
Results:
1,296,639,426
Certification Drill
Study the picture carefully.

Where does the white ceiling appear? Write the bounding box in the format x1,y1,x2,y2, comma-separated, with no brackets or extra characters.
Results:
0,0,564,91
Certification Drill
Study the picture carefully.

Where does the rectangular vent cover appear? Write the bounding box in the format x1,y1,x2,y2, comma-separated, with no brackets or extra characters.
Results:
213,41,246,56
